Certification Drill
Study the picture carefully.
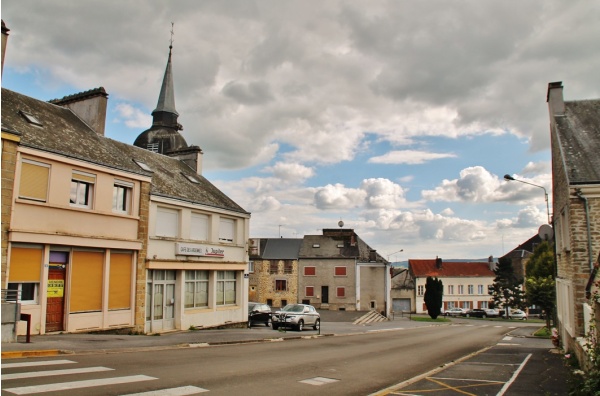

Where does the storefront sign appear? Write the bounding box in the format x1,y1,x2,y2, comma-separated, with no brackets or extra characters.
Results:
47,279,64,297
175,243,225,258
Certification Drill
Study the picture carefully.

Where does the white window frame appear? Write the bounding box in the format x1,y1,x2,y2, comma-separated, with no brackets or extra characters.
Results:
113,180,133,214
248,261,254,273
417,285,424,296
7,282,39,304
216,270,236,306
458,285,464,295
468,285,474,295
184,270,209,309
477,285,484,295
448,285,454,295
218,218,235,243
156,207,179,238
190,213,209,241
70,171,95,208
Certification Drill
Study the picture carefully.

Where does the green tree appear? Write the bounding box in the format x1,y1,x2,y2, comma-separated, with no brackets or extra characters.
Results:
526,241,554,278
526,276,555,330
424,276,444,319
489,257,525,317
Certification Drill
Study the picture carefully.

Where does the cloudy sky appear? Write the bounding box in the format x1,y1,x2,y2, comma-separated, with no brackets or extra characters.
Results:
3,1,599,261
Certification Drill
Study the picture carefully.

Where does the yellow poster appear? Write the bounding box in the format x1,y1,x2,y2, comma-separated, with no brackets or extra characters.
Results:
47,279,64,297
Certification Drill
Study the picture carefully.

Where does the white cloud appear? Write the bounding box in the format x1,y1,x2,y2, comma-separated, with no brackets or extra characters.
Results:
369,150,456,165
114,103,151,129
314,183,366,210
422,166,504,203
263,162,314,183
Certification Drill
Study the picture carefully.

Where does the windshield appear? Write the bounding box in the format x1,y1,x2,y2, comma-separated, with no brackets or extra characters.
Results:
282,304,304,313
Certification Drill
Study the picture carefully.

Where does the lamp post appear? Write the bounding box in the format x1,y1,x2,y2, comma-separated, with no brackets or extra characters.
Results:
387,249,404,263
504,174,550,224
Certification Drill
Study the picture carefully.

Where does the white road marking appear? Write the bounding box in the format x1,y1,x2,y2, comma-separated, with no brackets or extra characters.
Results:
503,336,513,341
497,353,532,395
4,375,157,395
121,385,209,395
1,360,76,369
2,366,113,381
300,377,339,386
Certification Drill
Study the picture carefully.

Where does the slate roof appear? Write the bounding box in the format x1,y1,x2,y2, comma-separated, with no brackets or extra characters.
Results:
1,88,248,214
553,99,600,185
259,238,303,260
299,229,386,262
409,259,494,278
501,234,542,260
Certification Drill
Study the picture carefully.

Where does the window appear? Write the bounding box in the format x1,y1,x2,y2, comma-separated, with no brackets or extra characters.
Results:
336,287,345,298
156,207,178,237
477,285,484,294
147,143,159,153
275,279,287,291
468,285,474,295
248,261,254,273
458,285,464,295
113,180,133,214
305,286,314,297
417,285,424,296
558,209,571,252
19,159,50,202
20,110,43,126
219,218,234,243
283,260,293,274
269,261,278,274
334,266,347,276
448,285,454,295
185,270,209,308
217,271,236,305
480,301,489,309
461,302,470,310
190,213,209,241
447,302,456,309
7,283,38,304
70,171,95,208
304,266,316,276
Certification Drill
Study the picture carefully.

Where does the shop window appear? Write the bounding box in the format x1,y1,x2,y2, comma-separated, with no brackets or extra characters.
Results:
217,271,236,305
108,252,133,310
185,270,209,308
70,171,95,208
19,159,50,202
70,250,104,312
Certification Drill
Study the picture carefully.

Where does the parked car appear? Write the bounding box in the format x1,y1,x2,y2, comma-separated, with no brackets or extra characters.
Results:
443,308,466,317
461,309,488,318
271,304,320,331
484,308,500,318
508,309,528,320
248,302,272,327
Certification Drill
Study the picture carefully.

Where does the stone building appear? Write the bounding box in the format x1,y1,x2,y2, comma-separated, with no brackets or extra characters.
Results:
248,238,302,308
548,82,600,368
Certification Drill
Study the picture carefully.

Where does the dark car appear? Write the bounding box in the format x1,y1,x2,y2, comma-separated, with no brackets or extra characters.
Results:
248,302,272,327
271,304,320,331
461,309,488,318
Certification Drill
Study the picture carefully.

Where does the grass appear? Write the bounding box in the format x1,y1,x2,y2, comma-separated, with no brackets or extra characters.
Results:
410,316,451,323
533,327,552,338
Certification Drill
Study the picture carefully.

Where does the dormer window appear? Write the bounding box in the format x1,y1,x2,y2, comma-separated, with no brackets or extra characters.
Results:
312,244,320,248
133,160,153,172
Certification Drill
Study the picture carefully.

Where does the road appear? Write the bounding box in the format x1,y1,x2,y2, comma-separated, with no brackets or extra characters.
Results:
1,323,511,396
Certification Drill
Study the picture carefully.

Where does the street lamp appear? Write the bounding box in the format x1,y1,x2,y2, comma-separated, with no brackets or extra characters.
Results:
504,174,550,224
387,249,404,263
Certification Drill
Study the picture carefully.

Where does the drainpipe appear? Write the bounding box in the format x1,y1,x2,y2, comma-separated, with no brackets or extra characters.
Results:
575,189,597,298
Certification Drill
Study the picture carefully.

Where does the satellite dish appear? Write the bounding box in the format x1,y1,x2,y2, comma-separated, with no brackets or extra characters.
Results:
338,220,344,228
538,224,554,241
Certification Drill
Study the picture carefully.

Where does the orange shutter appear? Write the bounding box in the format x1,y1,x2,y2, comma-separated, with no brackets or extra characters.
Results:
9,246,43,282
108,252,133,310
70,251,103,312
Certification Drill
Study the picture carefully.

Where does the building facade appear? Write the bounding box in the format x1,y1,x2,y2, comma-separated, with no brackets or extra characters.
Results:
548,82,600,368
410,259,495,314
297,229,390,315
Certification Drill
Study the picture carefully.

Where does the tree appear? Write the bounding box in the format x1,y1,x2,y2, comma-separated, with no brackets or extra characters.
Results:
424,276,443,319
526,241,554,278
489,257,525,317
526,276,555,330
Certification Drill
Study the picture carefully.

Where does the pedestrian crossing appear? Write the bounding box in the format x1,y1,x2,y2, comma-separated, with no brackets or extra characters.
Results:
1,359,208,395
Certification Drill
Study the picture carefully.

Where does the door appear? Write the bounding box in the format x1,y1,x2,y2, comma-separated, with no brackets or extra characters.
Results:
321,286,329,304
46,265,66,332
147,270,176,333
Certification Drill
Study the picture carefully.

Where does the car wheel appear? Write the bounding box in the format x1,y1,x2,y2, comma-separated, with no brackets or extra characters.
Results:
297,320,304,331
265,319,271,327
272,323,279,330
248,320,252,328
313,319,320,330
483,314,487,318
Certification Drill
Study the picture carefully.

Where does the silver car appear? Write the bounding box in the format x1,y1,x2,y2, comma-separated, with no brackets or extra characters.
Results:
272,304,320,331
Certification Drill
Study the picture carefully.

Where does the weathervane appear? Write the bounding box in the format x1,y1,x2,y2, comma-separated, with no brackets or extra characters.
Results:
170,22,175,49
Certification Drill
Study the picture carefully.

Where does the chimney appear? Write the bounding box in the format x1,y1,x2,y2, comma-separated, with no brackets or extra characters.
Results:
49,88,108,136
168,145,204,175
435,256,442,269
369,250,377,262
2,20,9,76
488,255,495,271
546,81,565,116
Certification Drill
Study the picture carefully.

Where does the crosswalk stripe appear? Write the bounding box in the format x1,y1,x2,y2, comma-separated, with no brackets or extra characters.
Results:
2,360,76,369
4,374,157,395
121,385,209,395
2,366,113,381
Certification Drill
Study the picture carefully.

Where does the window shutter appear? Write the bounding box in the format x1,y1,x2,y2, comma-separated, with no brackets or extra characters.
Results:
19,161,50,201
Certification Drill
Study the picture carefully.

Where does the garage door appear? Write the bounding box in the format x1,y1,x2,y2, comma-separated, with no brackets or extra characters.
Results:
392,298,411,313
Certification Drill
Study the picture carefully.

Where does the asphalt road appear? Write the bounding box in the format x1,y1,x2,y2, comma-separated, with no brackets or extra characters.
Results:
2,323,511,396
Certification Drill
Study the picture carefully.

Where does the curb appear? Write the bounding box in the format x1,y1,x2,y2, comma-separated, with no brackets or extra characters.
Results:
1,350,65,359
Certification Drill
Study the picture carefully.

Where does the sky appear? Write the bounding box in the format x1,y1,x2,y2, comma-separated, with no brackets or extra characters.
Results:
2,1,599,261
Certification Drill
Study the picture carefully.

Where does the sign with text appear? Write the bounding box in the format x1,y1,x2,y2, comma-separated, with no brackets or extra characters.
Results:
175,243,225,258
47,280,64,297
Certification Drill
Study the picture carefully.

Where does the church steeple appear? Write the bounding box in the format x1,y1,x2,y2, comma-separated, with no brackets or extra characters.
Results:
152,45,179,119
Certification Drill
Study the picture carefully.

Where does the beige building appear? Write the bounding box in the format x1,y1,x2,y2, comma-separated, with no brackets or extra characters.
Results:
409,259,495,314
548,82,600,368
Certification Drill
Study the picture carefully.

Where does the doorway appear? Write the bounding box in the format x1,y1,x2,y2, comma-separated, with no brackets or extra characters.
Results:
321,286,329,304
46,261,67,332
146,270,176,333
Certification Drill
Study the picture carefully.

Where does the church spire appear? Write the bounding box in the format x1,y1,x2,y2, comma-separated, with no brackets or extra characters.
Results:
151,23,180,129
